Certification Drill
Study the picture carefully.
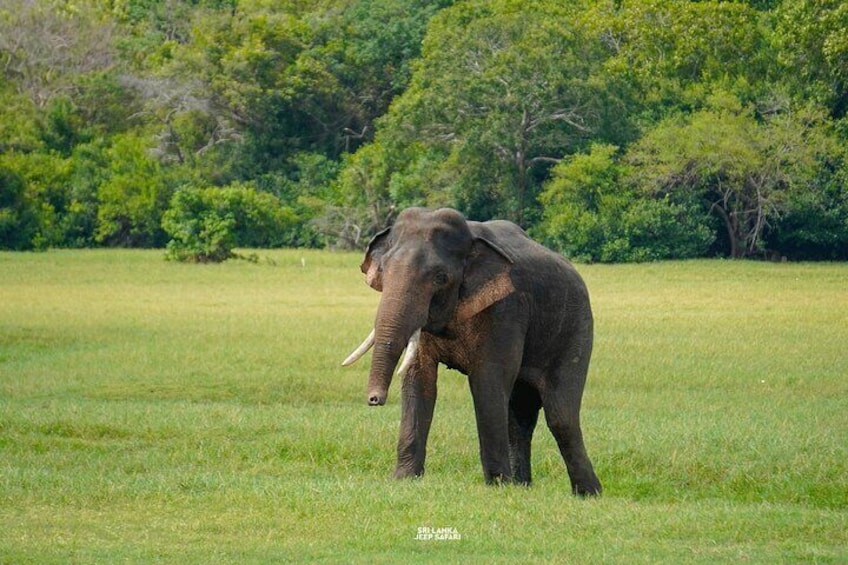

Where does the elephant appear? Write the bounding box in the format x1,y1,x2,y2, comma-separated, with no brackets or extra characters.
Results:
342,207,602,495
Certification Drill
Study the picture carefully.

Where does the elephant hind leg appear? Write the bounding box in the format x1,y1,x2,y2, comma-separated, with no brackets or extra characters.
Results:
508,379,541,485
544,409,602,496
542,361,602,496
544,388,601,496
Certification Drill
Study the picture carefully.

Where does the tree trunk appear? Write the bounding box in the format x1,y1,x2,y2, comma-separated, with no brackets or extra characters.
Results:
711,200,744,258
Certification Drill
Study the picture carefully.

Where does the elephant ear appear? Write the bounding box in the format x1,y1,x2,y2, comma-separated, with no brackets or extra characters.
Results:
455,237,515,322
361,227,391,291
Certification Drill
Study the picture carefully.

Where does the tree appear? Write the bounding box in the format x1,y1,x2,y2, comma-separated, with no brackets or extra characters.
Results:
773,0,848,118
537,143,713,262
95,133,172,247
162,182,297,262
587,0,769,119
766,142,848,260
0,0,117,109
0,83,40,154
0,165,38,249
314,0,452,152
0,149,75,249
333,139,398,235
1,0,847,261
347,0,607,226
627,94,839,258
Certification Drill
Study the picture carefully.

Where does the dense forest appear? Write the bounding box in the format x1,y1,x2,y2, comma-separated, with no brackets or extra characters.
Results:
1,0,846,261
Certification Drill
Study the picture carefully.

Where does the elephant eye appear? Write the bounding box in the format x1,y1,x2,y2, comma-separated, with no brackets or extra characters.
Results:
433,272,449,286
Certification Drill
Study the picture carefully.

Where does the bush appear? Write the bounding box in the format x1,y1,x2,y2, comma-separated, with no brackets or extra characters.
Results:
616,197,715,262
0,166,38,250
95,134,172,248
162,183,297,262
0,151,76,250
766,174,848,260
537,144,714,262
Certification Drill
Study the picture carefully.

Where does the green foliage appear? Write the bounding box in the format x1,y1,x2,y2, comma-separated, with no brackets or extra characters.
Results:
627,95,843,258
599,0,768,103
353,0,607,225
333,139,402,236
766,162,848,260
0,0,117,109
0,0,847,260
0,86,40,153
0,166,38,250
162,183,297,262
329,0,451,99
95,134,172,247
538,144,713,262
773,0,848,118
163,191,236,262
39,97,84,155
0,150,74,249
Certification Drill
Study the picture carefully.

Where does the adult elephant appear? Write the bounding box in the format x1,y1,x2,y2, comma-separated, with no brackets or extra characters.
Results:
343,207,602,495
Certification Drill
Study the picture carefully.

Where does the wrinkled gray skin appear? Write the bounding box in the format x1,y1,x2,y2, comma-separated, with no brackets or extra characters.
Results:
347,207,601,495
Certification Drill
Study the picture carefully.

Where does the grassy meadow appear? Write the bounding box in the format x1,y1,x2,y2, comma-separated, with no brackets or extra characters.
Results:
0,249,846,563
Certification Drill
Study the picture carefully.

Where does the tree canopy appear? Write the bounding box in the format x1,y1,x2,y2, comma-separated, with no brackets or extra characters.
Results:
1,0,846,260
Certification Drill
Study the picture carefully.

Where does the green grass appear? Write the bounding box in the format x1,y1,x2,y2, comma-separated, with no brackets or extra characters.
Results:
1,250,846,563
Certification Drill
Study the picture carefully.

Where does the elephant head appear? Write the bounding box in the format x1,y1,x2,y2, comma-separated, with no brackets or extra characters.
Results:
343,207,515,406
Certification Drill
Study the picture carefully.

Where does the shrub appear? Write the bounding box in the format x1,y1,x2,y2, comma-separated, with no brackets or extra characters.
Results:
95,134,172,248
0,166,38,250
162,183,297,262
537,144,714,262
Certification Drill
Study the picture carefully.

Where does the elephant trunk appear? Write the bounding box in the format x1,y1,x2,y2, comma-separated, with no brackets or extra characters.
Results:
366,285,428,406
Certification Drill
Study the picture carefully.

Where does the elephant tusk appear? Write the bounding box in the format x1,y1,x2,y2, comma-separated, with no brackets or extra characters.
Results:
395,328,421,379
342,328,375,366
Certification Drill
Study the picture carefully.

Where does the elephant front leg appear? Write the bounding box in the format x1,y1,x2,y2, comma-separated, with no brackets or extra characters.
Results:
469,363,516,484
394,359,438,479
508,379,542,485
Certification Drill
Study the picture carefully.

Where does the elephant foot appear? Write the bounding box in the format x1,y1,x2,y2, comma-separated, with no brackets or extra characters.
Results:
393,465,424,480
512,467,532,486
484,472,515,486
571,474,602,497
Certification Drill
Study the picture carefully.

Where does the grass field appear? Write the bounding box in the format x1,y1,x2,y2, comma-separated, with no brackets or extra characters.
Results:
1,249,846,563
